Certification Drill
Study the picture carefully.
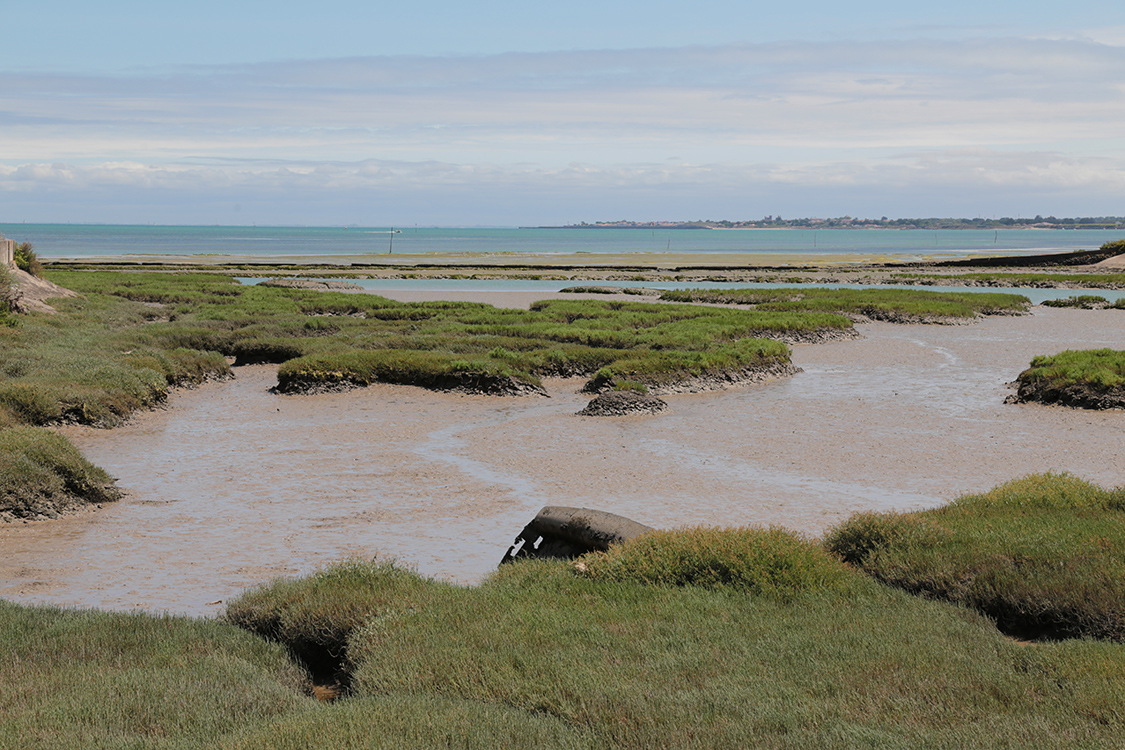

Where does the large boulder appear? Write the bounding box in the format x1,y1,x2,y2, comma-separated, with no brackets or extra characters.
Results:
500,506,654,565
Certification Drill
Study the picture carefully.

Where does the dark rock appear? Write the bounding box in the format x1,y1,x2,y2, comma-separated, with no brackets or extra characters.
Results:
499,506,655,565
578,390,668,416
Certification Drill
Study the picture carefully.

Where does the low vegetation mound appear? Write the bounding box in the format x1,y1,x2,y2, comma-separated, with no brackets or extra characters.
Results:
1008,348,1125,409
20,270,835,408
575,526,852,597
1040,295,1125,309
894,271,1125,289
225,559,452,688
0,427,121,520
259,278,364,290
825,473,1125,641
0,600,309,747
659,286,1030,322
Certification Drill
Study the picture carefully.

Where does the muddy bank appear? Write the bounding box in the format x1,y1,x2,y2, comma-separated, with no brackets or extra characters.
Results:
275,368,547,397
1008,380,1125,410
1,307,1124,616
582,362,802,396
259,278,365,291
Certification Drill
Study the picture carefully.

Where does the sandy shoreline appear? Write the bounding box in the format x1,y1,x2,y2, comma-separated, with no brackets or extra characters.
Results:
2,295,1123,616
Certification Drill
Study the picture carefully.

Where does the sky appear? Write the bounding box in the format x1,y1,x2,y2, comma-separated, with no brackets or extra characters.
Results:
2,1,1124,226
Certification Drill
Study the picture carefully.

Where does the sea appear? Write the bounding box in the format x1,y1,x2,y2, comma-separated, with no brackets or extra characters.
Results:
0,223,1120,262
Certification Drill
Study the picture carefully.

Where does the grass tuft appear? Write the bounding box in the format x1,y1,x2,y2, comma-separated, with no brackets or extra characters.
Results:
0,426,121,519
576,526,854,597
1012,348,1125,409
225,559,454,687
826,473,1125,641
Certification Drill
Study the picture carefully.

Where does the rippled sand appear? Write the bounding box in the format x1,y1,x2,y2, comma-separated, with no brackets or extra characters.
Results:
2,305,1123,616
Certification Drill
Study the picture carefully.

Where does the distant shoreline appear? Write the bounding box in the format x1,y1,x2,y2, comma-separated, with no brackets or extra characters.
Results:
533,222,1124,231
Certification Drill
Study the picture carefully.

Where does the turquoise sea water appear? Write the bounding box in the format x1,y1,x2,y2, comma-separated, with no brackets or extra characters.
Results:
1,223,1120,260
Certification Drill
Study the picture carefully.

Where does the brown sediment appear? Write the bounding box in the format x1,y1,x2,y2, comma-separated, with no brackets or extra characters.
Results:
1,305,1124,616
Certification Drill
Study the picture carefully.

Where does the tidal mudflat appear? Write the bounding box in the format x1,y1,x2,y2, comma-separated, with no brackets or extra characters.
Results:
1,305,1122,616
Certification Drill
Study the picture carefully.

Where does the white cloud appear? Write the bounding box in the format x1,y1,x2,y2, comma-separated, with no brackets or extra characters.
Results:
2,38,1123,222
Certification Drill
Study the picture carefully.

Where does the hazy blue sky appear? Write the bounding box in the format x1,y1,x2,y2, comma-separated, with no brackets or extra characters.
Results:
2,1,1123,225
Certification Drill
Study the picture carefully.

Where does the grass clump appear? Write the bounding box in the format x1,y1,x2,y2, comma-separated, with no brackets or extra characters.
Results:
1041,294,1110,309
0,600,310,748
896,271,1125,287
225,559,453,687
1011,348,1125,409
13,242,44,277
575,526,852,597
659,286,1030,321
0,426,120,520
0,264,18,327
559,285,619,294
826,472,1125,641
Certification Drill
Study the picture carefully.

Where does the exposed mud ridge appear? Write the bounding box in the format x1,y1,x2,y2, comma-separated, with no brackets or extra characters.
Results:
1,487,120,524
846,310,1024,325
578,390,668,416
651,362,801,395
905,277,1125,290
765,327,862,344
258,278,365,291
1006,380,1125,410
583,362,801,396
276,370,547,397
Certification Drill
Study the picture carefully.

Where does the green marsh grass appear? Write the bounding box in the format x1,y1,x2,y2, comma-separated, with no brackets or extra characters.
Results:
24,270,824,403
13,242,44,277
826,473,1125,641
225,559,454,682
0,264,18,326
0,426,120,518
1020,348,1125,390
895,271,1125,287
11,489,1125,746
340,559,1125,748
1012,348,1125,408
1041,294,1112,309
575,526,852,596
216,551,1125,747
658,287,1030,320
0,600,310,749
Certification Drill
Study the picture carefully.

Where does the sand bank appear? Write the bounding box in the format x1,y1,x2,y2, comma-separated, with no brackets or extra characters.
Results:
1,302,1123,617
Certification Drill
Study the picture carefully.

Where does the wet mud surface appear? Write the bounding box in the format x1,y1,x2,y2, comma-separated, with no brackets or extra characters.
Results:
2,307,1123,616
